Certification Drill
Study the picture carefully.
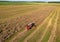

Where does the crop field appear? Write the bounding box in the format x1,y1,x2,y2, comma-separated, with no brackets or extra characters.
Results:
0,2,60,42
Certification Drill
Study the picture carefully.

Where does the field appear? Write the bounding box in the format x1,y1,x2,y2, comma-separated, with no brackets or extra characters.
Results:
0,2,60,42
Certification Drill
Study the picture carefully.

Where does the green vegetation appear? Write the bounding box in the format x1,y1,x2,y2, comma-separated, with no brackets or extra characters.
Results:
0,1,45,5
0,1,33,5
0,1,60,5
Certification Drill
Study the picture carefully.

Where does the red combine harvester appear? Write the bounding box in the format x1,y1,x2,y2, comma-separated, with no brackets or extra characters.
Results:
26,22,36,30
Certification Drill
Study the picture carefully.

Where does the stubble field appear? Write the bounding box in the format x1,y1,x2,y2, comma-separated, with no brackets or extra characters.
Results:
0,3,60,42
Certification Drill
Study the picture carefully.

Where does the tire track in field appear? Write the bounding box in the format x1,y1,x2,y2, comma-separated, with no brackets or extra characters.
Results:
24,10,54,42
47,11,59,42
37,11,56,42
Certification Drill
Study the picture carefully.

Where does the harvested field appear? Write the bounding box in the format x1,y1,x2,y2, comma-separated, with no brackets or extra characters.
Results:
0,3,60,42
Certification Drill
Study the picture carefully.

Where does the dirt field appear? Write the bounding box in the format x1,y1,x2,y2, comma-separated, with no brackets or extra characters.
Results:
0,3,60,42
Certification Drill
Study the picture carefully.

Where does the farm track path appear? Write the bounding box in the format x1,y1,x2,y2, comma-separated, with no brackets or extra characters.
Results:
37,11,56,42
